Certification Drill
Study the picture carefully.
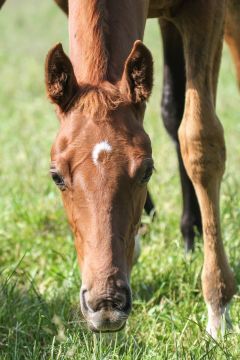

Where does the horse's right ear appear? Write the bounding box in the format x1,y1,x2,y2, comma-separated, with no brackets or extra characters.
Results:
120,40,153,104
45,43,78,112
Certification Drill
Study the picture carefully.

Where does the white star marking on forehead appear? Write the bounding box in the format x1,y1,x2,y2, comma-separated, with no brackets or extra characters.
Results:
92,141,112,165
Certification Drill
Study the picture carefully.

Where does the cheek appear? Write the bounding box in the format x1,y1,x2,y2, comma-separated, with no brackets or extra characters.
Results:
127,236,136,267
74,235,84,267
125,188,147,268
61,190,91,267
61,192,75,228
133,186,147,221
60,191,79,241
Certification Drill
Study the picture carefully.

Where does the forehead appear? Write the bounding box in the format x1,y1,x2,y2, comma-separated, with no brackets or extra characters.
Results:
52,107,151,161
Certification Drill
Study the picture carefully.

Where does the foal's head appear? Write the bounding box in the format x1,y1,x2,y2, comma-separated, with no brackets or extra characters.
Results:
45,41,153,332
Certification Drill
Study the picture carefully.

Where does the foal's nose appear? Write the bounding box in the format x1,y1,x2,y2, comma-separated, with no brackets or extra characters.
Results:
83,286,131,313
80,286,132,332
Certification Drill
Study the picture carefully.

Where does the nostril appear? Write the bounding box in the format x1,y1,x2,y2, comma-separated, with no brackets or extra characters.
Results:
98,286,132,313
80,286,132,314
81,289,105,313
81,289,95,313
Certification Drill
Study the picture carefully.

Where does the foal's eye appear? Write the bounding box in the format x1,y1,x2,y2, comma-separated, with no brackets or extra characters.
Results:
50,169,66,191
140,165,154,184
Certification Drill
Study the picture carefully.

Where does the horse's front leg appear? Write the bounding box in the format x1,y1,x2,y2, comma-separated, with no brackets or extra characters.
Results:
159,19,202,252
174,1,236,338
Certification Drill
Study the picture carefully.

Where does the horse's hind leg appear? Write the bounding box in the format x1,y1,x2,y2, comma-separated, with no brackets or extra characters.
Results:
225,0,240,89
174,1,236,338
159,19,202,252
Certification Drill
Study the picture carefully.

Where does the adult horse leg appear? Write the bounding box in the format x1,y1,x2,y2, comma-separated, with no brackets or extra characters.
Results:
225,0,240,89
159,19,202,252
0,0,6,9
174,0,236,338
54,0,68,15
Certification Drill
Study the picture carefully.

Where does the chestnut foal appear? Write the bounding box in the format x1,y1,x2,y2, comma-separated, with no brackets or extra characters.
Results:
46,0,154,333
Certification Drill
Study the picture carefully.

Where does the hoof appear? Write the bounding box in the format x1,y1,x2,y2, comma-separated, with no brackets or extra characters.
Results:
206,303,232,339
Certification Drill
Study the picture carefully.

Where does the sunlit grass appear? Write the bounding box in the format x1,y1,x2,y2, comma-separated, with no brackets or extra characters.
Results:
1,1,240,358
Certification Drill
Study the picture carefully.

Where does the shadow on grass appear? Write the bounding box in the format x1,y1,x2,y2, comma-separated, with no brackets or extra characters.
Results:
0,271,90,359
132,253,202,306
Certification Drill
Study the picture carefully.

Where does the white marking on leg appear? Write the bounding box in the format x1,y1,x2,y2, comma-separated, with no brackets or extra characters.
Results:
206,302,232,339
92,141,112,165
206,303,220,339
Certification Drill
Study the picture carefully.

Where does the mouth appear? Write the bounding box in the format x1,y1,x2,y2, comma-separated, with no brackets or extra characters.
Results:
88,320,127,333
83,308,128,333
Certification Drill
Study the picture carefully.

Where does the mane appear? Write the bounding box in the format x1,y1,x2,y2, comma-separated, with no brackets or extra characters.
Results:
70,0,109,84
69,83,127,119
67,0,129,117
85,0,109,83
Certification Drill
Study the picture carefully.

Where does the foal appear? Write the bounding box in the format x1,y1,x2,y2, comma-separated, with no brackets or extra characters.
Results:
45,0,236,338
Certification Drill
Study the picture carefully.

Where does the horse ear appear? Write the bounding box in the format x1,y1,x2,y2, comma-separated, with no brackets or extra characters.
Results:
120,40,153,103
45,43,78,111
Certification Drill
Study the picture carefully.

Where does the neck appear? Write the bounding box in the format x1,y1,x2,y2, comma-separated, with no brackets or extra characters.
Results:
68,0,149,84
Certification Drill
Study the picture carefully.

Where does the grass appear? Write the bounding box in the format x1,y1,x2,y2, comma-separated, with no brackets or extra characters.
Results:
1,0,240,358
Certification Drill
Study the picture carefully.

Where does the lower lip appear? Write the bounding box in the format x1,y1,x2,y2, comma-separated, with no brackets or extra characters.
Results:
89,321,126,333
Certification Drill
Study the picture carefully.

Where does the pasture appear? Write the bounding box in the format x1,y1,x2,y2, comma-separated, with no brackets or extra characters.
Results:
1,0,240,358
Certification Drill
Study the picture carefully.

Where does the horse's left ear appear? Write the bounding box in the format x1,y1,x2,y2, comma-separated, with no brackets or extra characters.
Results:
45,43,78,112
120,40,153,103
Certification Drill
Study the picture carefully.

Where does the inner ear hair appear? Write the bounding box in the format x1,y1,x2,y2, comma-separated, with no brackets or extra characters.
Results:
124,40,153,103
